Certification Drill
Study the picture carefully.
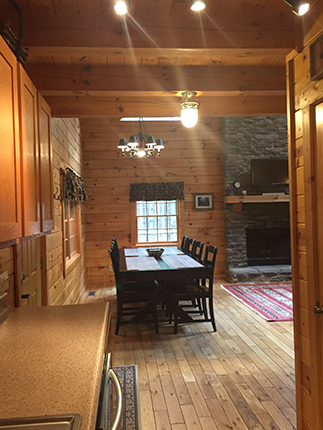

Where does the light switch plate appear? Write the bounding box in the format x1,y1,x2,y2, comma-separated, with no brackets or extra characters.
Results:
0,271,9,294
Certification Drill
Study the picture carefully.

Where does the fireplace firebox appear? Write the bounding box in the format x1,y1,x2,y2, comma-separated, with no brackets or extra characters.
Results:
246,227,291,266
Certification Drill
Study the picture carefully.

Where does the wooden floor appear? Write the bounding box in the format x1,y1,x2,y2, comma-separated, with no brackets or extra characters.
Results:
80,281,296,430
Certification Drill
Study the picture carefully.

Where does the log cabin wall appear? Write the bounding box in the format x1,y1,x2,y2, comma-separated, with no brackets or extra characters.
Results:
48,118,85,305
287,13,323,430
82,117,226,289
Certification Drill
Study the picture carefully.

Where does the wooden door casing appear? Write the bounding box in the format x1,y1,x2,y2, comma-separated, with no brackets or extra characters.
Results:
18,65,40,237
0,37,21,242
38,93,54,233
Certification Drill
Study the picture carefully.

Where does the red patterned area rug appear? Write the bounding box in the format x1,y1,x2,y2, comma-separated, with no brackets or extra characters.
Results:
221,283,293,321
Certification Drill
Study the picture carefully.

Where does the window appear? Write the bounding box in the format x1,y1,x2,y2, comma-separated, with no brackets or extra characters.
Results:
63,199,81,274
136,200,178,244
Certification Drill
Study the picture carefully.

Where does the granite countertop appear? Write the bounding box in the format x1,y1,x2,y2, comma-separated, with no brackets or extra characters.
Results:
0,302,110,430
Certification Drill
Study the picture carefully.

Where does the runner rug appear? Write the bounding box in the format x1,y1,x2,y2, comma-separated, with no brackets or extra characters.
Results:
108,364,141,430
221,282,293,321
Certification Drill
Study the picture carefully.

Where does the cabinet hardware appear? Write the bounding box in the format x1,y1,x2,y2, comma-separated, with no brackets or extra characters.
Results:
21,294,30,299
20,267,26,284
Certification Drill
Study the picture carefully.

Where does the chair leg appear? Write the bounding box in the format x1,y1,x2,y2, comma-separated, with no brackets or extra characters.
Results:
173,298,179,334
201,297,208,319
208,297,217,332
115,299,123,335
152,297,159,333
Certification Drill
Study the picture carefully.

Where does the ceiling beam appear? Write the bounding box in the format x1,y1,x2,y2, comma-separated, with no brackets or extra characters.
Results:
25,65,286,94
45,93,287,118
0,11,295,51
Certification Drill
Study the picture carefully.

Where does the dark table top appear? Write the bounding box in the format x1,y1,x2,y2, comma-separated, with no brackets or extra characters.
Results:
119,246,213,282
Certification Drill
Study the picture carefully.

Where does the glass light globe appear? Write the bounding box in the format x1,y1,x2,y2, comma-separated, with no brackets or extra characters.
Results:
181,108,198,128
191,1,206,11
298,2,309,15
114,0,128,15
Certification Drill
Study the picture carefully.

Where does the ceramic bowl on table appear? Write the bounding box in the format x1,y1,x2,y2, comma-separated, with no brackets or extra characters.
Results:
146,248,164,258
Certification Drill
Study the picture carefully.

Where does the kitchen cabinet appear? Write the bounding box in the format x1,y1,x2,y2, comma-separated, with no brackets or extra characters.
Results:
0,36,22,242
38,93,54,233
18,64,41,237
0,35,54,243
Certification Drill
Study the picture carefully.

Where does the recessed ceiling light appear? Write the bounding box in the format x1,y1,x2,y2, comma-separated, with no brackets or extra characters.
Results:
114,0,128,15
190,0,206,11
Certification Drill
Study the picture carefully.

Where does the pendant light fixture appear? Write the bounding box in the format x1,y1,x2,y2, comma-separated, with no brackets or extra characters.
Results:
190,0,206,11
117,118,164,159
180,92,199,128
283,0,309,15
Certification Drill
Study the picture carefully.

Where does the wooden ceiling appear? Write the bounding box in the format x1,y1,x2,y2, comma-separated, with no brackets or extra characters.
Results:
0,0,322,117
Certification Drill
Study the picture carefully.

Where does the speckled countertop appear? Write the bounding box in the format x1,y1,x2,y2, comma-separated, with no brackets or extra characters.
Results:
0,302,110,430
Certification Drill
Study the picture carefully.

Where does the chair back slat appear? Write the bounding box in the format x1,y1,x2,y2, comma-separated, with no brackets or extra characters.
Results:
186,238,196,256
109,247,123,292
181,235,189,251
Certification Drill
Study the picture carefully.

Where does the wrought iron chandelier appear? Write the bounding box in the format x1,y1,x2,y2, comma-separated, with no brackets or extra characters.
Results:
117,118,164,159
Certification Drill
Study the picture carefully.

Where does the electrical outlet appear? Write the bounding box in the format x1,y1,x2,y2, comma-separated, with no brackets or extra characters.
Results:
0,271,9,294
109,265,113,272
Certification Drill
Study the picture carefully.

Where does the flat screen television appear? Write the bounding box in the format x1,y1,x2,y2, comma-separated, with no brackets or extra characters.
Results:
251,159,289,193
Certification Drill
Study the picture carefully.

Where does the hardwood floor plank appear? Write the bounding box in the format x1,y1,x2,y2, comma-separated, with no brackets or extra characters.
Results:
80,282,296,430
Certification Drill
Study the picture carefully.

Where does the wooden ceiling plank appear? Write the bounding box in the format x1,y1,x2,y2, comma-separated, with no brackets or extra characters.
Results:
20,27,294,50
25,64,286,93
25,46,291,59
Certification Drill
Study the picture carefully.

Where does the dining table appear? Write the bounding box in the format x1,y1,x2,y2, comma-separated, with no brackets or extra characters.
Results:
119,246,213,283
119,246,214,325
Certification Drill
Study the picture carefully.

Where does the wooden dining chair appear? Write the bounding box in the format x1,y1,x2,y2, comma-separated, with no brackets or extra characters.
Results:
109,247,160,335
186,238,196,256
192,240,204,262
181,235,189,251
169,245,218,334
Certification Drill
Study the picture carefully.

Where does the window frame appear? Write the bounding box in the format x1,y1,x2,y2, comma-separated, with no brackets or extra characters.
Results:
135,199,180,246
63,198,81,276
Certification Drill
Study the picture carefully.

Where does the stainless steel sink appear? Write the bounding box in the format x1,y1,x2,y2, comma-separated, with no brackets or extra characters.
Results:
0,414,82,430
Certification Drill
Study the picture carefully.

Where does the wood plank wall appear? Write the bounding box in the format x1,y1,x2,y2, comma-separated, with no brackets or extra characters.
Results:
0,118,85,307
48,118,85,304
287,15,323,430
82,117,226,289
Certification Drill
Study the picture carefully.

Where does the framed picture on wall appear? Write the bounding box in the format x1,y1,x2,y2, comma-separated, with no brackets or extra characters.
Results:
193,193,214,210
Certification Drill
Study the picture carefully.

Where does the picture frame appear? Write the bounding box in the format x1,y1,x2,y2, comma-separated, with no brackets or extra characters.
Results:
193,193,214,210
310,33,323,81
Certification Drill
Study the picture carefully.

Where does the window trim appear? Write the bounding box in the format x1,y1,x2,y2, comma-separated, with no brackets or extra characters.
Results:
134,200,180,246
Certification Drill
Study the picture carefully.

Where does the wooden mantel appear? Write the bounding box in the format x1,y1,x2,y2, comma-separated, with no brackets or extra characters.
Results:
225,194,289,212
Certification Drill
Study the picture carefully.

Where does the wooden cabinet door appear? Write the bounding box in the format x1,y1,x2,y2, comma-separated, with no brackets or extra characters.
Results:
38,94,54,233
0,37,21,242
21,237,42,307
18,65,40,237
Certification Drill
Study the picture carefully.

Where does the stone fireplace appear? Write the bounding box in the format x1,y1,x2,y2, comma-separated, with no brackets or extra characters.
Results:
222,116,292,283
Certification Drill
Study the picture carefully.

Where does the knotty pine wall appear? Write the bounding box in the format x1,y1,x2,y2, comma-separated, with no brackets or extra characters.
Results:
47,118,85,305
82,117,226,289
286,13,323,430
